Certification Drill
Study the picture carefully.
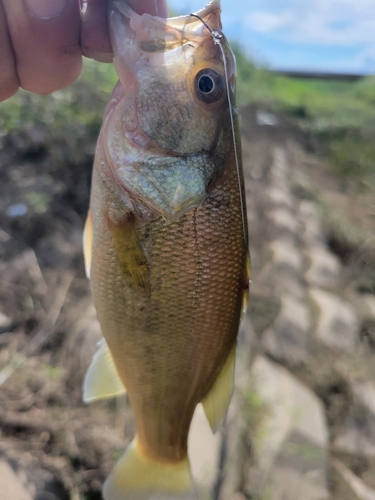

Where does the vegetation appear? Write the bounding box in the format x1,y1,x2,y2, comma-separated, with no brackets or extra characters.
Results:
0,61,117,164
1,43,375,190
233,43,375,189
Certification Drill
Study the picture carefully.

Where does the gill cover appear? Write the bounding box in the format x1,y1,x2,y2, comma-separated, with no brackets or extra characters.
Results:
103,0,236,222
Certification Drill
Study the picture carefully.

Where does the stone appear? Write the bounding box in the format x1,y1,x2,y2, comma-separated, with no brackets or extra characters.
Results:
188,404,221,495
269,239,305,300
299,201,320,221
305,245,341,289
245,357,329,499
270,240,303,274
362,294,375,319
351,378,375,415
0,311,12,333
266,185,293,209
332,458,375,500
213,390,245,500
300,201,325,246
62,301,104,395
310,288,358,351
269,207,299,235
272,147,288,176
270,466,330,500
333,378,375,459
189,319,254,499
278,275,306,301
262,296,311,366
213,316,256,500
333,425,375,459
256,110,280,127
270,148,289,190
0,461,35,500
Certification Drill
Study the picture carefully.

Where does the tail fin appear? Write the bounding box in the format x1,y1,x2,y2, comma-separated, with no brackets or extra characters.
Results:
103,438,195,500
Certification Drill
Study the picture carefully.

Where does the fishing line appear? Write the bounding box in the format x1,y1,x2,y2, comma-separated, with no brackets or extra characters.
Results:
189,13,222,40
190,14,248,245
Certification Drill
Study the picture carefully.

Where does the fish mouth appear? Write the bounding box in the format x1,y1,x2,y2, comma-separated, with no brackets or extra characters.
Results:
107,0,231,155
103,0,231,222
108,0,223,83
110,0,222,38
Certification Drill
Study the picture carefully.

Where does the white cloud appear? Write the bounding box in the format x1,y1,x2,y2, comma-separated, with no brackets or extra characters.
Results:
246,11,293,33
167,0,375,72
245,0,375,46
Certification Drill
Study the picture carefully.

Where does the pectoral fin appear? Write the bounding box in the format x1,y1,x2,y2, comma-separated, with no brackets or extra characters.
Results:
83,210,93,279
83,339,126,403
107,215,150,296
201,344,236,433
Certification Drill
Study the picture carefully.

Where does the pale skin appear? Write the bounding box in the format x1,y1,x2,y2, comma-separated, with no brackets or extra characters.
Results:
0,0,168,102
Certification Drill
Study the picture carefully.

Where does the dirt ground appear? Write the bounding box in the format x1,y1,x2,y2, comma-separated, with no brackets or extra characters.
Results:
0,103,374,499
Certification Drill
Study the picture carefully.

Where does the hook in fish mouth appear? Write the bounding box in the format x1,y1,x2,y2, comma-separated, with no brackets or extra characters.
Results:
189,13,223,40
111,0,222,31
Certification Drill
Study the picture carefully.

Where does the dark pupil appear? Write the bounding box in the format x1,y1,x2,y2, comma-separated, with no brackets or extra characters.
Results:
198,75,214,94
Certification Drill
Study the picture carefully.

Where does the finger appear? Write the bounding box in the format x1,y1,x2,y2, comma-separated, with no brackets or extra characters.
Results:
127,0,168,17
80,0,168,64
2,0,82,95
0,1,19,101
80,0,113,63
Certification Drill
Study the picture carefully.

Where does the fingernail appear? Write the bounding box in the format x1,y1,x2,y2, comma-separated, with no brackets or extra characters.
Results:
24,0,67,19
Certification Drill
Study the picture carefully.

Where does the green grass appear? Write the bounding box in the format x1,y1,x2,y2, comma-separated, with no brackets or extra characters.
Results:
233,43,375,188
2,45,375,189
0,59,117,130
0,60,117,164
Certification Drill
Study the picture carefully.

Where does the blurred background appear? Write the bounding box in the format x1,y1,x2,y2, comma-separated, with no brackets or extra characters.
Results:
0,1,375,499
172,0,375,74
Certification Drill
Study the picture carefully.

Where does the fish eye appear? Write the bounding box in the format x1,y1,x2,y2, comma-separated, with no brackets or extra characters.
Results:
195,69,225,104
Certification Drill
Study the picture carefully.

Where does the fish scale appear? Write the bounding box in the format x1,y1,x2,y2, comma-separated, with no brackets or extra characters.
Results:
91,162,245,451
83,1,249,498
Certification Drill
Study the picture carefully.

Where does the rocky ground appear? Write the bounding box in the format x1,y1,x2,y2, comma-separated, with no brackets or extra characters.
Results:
216,106,375,500
0,104,374,500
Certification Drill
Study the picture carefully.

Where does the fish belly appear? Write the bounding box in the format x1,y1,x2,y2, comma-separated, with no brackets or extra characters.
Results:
89,161,246,463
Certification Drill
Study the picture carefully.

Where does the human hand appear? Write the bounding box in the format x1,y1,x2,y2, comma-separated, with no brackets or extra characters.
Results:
0,0,168,102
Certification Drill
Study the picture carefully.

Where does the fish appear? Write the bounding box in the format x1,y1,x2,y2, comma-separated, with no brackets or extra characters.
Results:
82,0,250,498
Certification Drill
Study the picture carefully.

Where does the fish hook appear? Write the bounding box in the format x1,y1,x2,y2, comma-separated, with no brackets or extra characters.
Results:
189,13,223,41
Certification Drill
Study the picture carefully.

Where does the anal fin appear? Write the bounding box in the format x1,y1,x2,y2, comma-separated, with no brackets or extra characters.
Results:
201,344,236,433
83,338,126,403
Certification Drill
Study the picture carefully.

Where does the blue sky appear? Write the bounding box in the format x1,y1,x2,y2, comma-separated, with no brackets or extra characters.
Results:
168,0,375,74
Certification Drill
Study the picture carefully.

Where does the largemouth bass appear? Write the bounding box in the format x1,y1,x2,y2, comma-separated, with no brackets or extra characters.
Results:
82,0,249,498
